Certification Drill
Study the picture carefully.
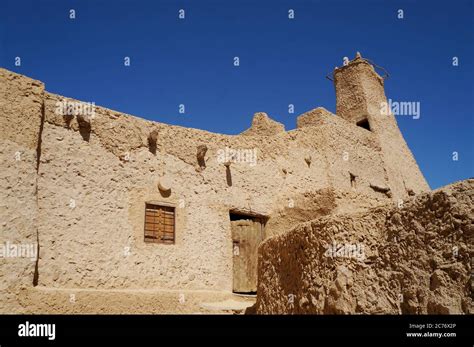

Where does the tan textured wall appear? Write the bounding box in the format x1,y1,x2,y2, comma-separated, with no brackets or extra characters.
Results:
36,91,396,291
0,63,431,312
334,57,430,199
0,69,44,312
256,179,473,314
17,286,255,314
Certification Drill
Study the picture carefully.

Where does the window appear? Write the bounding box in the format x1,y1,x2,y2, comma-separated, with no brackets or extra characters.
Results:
356,118,371,131
144,203,175,244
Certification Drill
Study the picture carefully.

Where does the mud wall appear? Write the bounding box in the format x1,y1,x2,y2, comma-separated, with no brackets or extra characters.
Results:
0,66,430,300
0,69,43,312
256,180,473,314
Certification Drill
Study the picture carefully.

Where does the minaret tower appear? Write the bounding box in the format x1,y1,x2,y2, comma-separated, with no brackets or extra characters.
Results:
332,52,430,199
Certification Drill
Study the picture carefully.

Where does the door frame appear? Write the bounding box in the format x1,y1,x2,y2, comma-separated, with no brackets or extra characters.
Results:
229,209,268,294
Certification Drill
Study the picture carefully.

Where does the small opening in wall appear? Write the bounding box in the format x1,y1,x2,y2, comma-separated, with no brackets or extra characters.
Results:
144,203,175,244
350,173,357,189
356,118,371,131
230,213,254,221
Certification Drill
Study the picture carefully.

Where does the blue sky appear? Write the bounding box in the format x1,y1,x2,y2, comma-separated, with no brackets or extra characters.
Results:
1,0,472,189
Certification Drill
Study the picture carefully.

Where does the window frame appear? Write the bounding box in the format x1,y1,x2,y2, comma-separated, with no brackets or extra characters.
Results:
144,202,176,245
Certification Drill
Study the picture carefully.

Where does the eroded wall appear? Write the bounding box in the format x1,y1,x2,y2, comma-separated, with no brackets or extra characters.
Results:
334,56,430,199
0,65,431,308
256,179,473,314
36,91,397,291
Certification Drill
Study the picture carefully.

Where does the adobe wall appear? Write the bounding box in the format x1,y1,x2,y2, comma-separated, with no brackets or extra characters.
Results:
334,55,430,198
0,60,431,311
0,69,43,312
36,91,394,291
255,179,473,314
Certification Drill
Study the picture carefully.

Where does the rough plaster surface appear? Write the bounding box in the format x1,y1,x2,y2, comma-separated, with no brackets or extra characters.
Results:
0,54,433,314
0,69,43,312
256,179,473,314
17,286,255,314
334,56,430,199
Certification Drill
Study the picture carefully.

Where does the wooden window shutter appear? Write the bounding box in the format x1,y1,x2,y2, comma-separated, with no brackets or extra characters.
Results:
144,203,175,244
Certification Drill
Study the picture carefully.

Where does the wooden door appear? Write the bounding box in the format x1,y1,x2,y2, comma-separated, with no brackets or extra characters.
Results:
231,218,264,293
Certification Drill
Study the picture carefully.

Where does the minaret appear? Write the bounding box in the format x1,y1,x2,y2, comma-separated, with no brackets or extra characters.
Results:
332,52,430,199
333,52,390,133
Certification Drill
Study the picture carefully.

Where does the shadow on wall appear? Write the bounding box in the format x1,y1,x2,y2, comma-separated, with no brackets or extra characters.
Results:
226,166,232,186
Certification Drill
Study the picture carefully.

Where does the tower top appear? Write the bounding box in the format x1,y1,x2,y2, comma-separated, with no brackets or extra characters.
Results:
333,52,387,126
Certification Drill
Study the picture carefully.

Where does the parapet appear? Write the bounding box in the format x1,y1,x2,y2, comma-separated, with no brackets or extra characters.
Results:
296,107,335,128
241,112,285,136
